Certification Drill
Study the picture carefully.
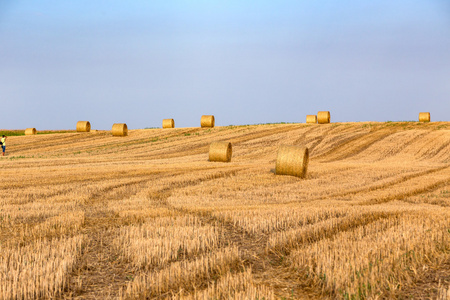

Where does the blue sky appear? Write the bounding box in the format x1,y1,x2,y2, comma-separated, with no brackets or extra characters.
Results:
1,1,449,129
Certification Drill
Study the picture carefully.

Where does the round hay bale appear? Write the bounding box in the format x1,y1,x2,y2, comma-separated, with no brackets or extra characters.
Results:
306,115,317,124
162,119,175,128
275,145,309,178
209,141,232,162
419,112,430,122
76,121,91,132
25,128,37,135
112,123,128,136
317,111,330,124
201,115,215,128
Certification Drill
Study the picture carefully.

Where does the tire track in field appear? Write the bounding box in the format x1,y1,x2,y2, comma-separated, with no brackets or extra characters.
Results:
313,128,396,162
3,125,300,165
305,125,376,158
11,128,197,157
428,139,450,161
3,171,183,299
98,167,260,298
10,133,102,153
235,126,329,161
57,128,206,156
81,127,221,160
302,126,339,155
1,156,177,169
416,133,450,161
124,125,306,161
149,125,280,159
308,126,369,157
357,175,450,206
382,131,431,160
63,166,244,299
83,165,237,206
61,169,191,299
259,211,397,299
397,259,450,299
0,169,161,189
307,165,450,203
228,124,306,145
291,125,324,146
304,166,450,206
67,126,246,158
402,183,450,207
133,166,397,299
182,203,395,299
0,170,167,211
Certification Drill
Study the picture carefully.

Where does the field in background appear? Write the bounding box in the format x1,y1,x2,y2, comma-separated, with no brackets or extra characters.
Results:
0,130,76,136
1,122,449,299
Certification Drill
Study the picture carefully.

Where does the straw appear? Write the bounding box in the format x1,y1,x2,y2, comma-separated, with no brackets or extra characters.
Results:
209,141,232,162
275,145,309,178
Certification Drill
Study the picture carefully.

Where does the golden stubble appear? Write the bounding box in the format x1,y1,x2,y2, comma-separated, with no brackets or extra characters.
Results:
0,122,449,299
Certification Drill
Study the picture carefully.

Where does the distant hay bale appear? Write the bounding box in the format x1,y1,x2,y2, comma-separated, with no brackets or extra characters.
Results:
317,111,330,124
162,119,175,128
25,128,37,135
275,145,309,178
419,112,430,122
112,123,128,136
76,121,91,132
209,141,232,162
201,115,215,128
306,115,317,124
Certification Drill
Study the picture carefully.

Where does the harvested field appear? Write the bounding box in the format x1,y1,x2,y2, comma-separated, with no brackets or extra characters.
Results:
1,122,449,299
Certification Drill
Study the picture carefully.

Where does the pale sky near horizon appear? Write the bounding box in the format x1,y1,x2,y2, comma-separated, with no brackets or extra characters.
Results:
1,1,449,130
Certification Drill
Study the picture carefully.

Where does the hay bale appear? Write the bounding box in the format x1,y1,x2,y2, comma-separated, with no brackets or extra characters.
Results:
112,123,128,136
162,119,175,128
419,112,430,122
76,121,91,132
201,115,215,128
306,115,317,124
275,145,309,178
209,141,232,162
317,111,330,124
25,128,37,135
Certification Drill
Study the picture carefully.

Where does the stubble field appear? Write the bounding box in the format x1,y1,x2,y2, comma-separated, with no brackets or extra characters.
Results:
1,121,449,299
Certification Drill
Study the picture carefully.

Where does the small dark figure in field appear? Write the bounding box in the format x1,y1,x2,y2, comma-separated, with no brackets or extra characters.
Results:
1,135,6,156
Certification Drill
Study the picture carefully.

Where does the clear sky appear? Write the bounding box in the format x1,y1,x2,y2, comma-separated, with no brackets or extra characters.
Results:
1,1,449,129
